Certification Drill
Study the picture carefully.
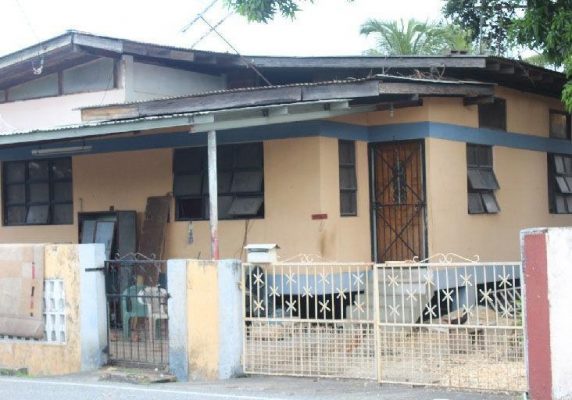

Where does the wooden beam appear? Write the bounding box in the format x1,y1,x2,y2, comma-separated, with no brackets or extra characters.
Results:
376,98,423,111
463,96,495,106
500,64,516,74
82,86,303,122
378,81,494,97
245,56,488,70
302,80,379,101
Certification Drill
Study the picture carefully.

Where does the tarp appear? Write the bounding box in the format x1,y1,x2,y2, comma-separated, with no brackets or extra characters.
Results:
0,244,45,339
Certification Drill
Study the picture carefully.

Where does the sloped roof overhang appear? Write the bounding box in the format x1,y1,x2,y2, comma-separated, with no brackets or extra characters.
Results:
0,76,495,148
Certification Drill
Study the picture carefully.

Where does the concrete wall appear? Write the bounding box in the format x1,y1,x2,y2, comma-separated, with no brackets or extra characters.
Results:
521,227,572,400
0,84,568,263
0,243,106,376
129,62,225,102
334,87,572,261
425,138,572,261
0,136,371,262
168,259,242,381
0,89,125,133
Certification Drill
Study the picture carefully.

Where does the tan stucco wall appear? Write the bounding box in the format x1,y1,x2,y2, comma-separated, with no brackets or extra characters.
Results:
0,86,567,263
333,86,564,137
186,259,219,379
426,138,572,261
0,245,81,375
0,137,371,262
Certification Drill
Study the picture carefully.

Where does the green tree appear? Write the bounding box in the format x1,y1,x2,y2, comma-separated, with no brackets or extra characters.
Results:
224,0,309,23
512,1,572,110
443,0,521,55
360,18,470,56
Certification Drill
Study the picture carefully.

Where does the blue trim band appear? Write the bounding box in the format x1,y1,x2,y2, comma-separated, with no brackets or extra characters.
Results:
0,120,571,160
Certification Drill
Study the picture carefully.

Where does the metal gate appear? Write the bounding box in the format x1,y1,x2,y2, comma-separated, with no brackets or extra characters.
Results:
243,262,376,379
376,256,526,391
371,141,426,262
105,254,169,368
243,255,527,392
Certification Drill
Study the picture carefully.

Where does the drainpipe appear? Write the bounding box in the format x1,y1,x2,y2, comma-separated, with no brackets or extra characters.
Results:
207,130,219,260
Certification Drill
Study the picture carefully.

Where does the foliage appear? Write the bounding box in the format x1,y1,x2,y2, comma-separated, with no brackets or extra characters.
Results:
443,0,522,55
223,0,311,23
512,1,572,110
360,18,472,56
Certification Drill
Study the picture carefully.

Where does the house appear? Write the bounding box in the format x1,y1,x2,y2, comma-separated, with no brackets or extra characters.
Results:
0,30,570,263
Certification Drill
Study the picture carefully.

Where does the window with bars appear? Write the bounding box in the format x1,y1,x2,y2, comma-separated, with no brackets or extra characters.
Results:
549,110,571,140
3,158,73,226
339,140,357,216
478,98,507,131
548,154,572,214
173,143,264,220
467,144,500,214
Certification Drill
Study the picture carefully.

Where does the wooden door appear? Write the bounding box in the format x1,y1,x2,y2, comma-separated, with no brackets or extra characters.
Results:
372,141,426,262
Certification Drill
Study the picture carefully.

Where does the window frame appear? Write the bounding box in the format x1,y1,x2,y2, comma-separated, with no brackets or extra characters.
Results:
173,143,265,221
548,153,572,214
478,97,507,131
466,144,500,215
549,109,571,140
2,158,73,226
338,140,358,217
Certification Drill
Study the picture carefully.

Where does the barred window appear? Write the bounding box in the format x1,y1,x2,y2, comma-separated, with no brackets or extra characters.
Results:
548,154,572,214
479,98,506,131
467,144,500,214
173,143,264,220
339,140,357,216
3,158,73,225
549,110,571,140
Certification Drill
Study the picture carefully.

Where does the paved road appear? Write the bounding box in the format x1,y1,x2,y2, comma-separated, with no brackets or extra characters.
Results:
0,374,522,400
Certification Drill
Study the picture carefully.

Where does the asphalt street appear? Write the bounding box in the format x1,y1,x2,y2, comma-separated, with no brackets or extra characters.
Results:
0,374,522,400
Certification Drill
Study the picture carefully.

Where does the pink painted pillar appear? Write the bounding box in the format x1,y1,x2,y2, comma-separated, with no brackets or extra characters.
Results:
521,227,572,400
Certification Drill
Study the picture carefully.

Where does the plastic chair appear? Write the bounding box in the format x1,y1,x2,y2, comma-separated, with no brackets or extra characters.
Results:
121,285,148,339
140,287,168,340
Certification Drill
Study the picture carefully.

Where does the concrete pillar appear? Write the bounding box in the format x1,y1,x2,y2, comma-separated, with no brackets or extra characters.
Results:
78,243,108,371
521,227,572,400
167,259,243,381
217,259,243,379
167,259,189,381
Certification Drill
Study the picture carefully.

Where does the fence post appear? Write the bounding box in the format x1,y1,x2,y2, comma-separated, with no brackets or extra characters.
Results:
521,227,572,400
373,263,381,383
78,243,108,371
167,259,189,381
217,259,243,379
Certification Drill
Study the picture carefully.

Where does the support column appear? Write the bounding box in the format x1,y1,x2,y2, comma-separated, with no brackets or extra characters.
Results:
167,259,189,381
521,227,572,400
208,130,219,260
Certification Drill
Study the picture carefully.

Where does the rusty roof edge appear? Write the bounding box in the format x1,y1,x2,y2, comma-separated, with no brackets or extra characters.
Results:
78,75,494,112
0,99,369,145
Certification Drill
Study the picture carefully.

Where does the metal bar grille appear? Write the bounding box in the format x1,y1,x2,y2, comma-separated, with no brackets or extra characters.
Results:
105,257,169,369
242,256,527,393
375,257,525,392
243,262,376,379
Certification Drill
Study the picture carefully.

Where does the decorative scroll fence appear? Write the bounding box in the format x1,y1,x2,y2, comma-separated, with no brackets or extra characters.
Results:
242,255,526,392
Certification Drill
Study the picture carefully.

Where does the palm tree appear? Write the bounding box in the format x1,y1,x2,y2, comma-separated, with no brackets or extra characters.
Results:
360,18,472,56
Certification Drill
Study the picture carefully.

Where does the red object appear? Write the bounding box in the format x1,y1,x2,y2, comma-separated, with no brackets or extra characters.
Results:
311,214,328,220
523,232,552,400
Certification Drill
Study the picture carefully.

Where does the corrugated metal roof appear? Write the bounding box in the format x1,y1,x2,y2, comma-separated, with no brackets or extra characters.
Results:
80,74,491,110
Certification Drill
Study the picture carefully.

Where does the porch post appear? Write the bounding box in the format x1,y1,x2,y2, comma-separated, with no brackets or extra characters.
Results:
207,130,219,260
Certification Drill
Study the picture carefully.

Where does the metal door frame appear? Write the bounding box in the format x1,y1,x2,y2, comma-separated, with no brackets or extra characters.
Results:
369,140,428,262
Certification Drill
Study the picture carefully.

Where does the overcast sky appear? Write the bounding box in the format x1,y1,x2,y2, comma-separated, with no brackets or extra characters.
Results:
1,0,445,57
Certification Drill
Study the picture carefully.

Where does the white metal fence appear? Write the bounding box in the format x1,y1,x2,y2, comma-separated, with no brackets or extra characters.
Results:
242,255,526,392
243,262,376,378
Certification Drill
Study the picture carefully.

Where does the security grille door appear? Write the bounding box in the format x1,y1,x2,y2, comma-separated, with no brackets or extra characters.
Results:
372,141,426,262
